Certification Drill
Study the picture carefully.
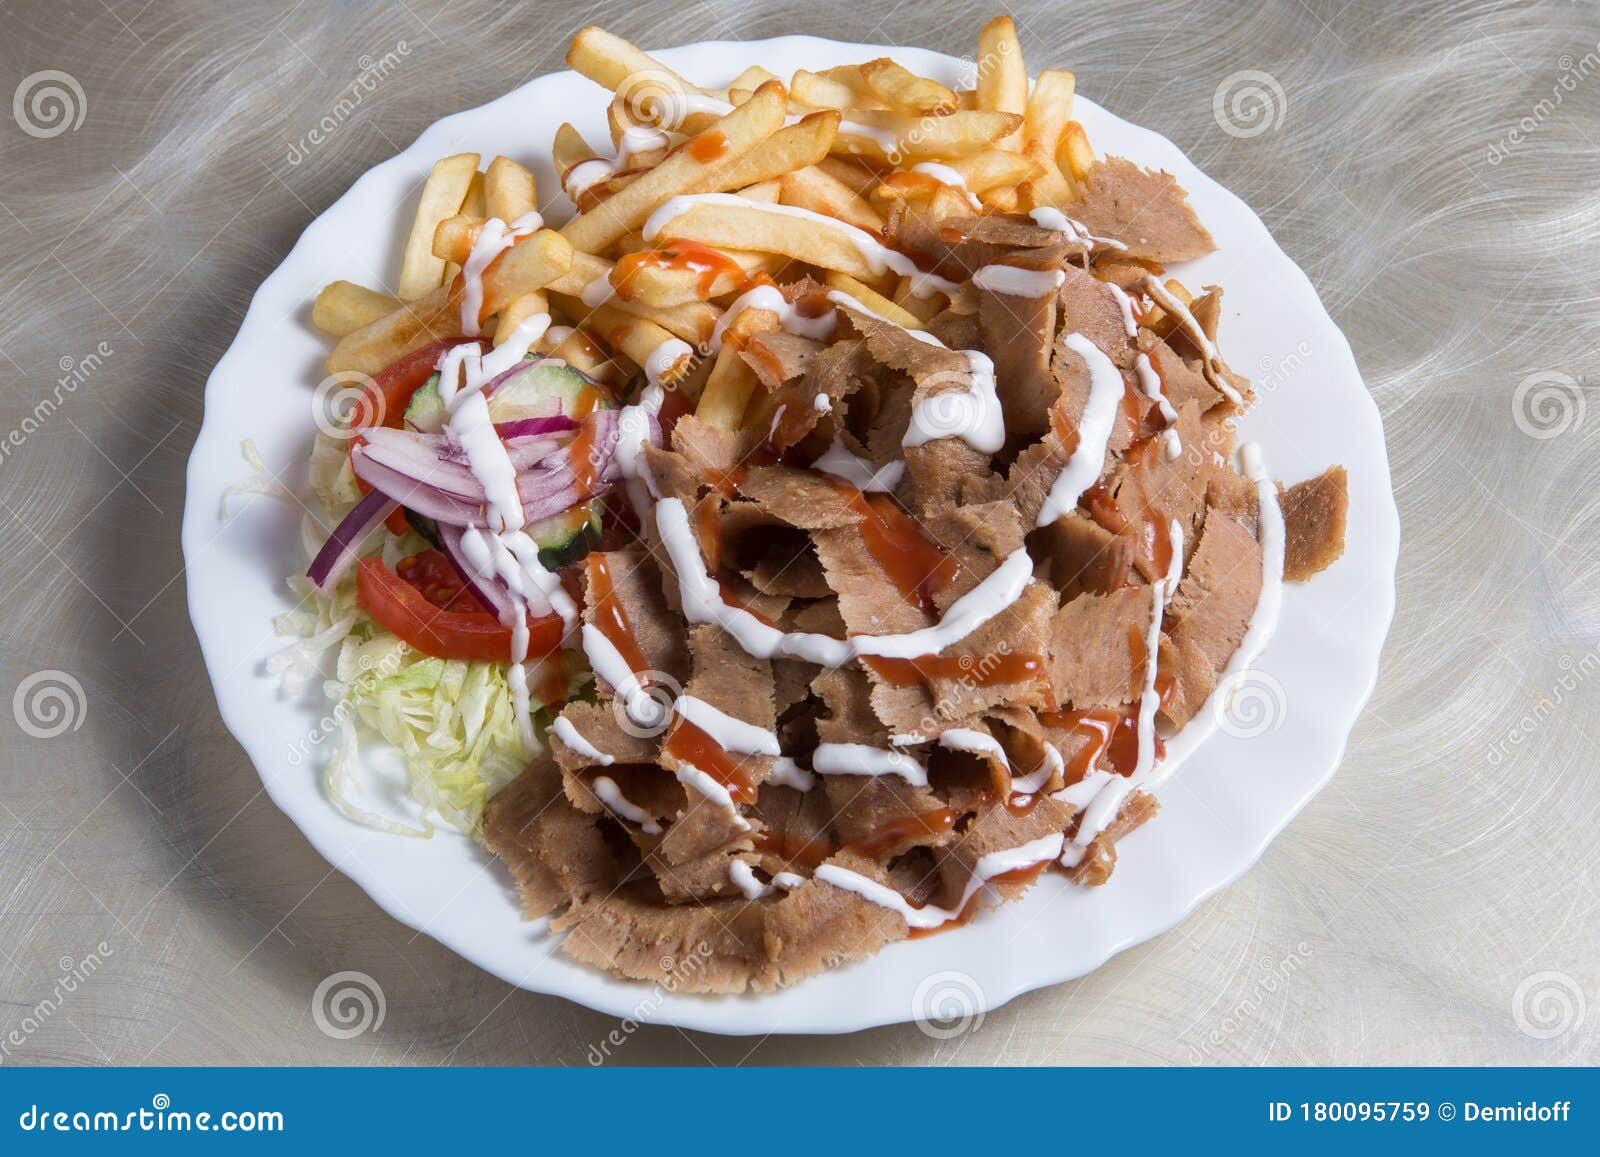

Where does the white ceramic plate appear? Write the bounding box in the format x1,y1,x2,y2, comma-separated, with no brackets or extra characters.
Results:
183,37,1399,1035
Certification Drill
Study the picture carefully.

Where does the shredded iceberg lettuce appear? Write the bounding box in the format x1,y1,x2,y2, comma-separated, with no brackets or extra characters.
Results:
262,433,576,840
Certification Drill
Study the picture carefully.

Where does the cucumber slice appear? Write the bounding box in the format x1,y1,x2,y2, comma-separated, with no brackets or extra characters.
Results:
530,501,602,570
404,358,607,433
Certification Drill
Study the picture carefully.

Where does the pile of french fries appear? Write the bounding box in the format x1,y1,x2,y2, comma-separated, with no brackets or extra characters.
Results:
312,17,1110,431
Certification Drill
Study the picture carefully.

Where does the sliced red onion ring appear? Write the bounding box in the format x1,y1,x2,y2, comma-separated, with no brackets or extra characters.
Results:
307,488,396,593
495,415,578,439
351,451,485,525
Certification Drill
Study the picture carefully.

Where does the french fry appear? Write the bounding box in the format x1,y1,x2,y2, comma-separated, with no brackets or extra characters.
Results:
791,69,863,112
834,109,1022,160
1056,120,1096,185
942,148,1039,193
330,229,573,373
1020,69,1076,207
815,65,882,106
561,82,788,255
584,302,687,374
566,25,704,102
780,164,883,231
701,111,839,193
485,156,537,221
550,326,624,384
550,252,720,345
736,179,782,203
553,123,597,177
652,197,912,288
312,281,399,337
494,291,548,345
696,308,775,428
613,245,776,307
980,183,1021,212
397,152,479,300
977,16,1027,149
817,155,882,194
726,65,779,95
444,173,487,284
824,271,925,330
860,58,958,116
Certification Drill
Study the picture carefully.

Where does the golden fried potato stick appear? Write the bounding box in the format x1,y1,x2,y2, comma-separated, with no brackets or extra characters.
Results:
312,281,399,337
696,307,776,428
860,58,958,116
833,109,1022,160
612,245,778,307
550,252,721,344
566,26,705,100
493,291,548,346
397,152,479,300
780,164,884,231
328,229,573,374
1056,120,1096,185
977,16,1027,149
484,156,537,221
561,82,789,255
704,111,839,193
824,272,925,329
1020,69,1077,207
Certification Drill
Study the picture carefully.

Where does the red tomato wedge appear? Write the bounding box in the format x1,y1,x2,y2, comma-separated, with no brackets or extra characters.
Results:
356,557,563,663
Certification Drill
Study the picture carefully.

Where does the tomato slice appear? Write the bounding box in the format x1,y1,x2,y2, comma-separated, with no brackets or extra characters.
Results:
356,557,564,663
395,550,486,613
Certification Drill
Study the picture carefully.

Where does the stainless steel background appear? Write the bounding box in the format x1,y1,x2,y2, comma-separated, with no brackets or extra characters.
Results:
0,0,1596,1066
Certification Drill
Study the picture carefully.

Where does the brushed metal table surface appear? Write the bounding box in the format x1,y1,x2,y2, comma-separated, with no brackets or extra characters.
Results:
0,0,1595,1066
